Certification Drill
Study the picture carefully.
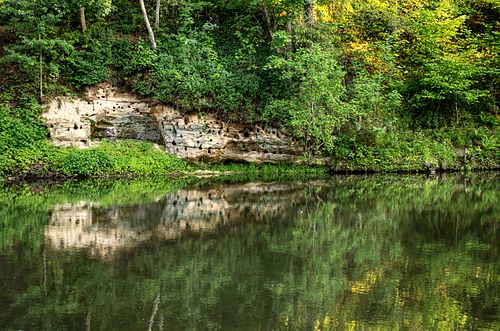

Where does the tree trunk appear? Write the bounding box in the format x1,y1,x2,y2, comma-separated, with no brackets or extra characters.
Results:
305,0,314,26
155,0,161,30
286,18,293,58
39,33,43,100
260,5,273,42
139,0,157,50
79,7,87,32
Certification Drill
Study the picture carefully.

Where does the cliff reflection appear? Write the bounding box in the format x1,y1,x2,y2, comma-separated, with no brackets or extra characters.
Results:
45,181,328,257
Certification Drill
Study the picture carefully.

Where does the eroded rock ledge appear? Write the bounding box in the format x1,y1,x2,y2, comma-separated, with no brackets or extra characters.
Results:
43,84,303,163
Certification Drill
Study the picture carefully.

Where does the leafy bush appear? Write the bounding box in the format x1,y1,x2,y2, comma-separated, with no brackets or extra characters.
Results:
151,28,225,110
0,101,48,174
263,45,349,154
54,148,114,177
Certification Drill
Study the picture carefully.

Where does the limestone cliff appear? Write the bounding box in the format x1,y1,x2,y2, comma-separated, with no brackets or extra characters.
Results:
43,84,303,163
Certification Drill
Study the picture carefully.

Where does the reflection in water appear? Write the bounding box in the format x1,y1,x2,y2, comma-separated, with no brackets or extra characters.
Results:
0,174,499,330
45,181,327,257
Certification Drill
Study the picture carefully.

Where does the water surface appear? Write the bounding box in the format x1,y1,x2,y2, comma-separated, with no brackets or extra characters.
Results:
0,174,499,330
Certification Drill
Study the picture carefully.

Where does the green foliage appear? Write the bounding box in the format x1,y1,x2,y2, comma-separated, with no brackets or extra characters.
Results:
333,127,499,172
96,140,192,176
0,0,498,172
0,101,48,175
65,39,111,87
55,148,114,176
264,45,348,153
152,30,221,109
124,43,158,75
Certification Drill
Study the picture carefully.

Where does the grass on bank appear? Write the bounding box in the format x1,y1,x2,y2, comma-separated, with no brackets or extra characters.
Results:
1,139,193,179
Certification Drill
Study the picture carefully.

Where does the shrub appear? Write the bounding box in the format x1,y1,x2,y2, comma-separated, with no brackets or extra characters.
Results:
55,148,114,177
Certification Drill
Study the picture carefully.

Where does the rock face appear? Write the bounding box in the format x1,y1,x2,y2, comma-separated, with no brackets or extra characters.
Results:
43,84,303,163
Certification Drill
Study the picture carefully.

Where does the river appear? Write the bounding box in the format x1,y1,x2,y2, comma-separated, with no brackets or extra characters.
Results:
0,173,498,330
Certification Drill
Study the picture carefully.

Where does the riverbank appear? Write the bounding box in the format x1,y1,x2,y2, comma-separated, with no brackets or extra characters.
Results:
1,102,498,181
330,129,499,173
1,136,498,183
0,139,330,182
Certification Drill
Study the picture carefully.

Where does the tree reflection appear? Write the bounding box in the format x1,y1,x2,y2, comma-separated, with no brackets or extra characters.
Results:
0,174,498,330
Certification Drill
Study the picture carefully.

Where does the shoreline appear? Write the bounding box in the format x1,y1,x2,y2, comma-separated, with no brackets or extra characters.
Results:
3,162,499,185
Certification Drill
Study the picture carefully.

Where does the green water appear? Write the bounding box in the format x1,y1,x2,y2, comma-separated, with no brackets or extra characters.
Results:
0,174,499,330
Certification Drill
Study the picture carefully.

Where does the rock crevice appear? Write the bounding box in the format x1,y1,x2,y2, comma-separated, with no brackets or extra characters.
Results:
43,84,303,163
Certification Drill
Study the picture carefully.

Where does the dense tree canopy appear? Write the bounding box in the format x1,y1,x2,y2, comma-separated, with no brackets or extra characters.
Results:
0,0,498,173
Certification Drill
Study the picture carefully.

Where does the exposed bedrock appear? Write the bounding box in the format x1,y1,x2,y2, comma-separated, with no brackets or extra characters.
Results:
43,84,303,163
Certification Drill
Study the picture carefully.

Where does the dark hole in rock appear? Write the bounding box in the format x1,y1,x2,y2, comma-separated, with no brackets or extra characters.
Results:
218,130,221,135
176,148,179,151
208,193,212,199
244,131,250,138
199,145,202,150
80,125,83,129
226,128,229,133
184,147,187,151
172,141,177,146
67,128,70,131
87,101,91,105
196,140,199,145
272,130,276,135
256,128,260,133
209,139,212,142
208,148,212,154
81,140,87,144
113,106,115,109
73,123,78,130
50,124,54,128
101,96,105,99
238,130,243,134
173,200,177,205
